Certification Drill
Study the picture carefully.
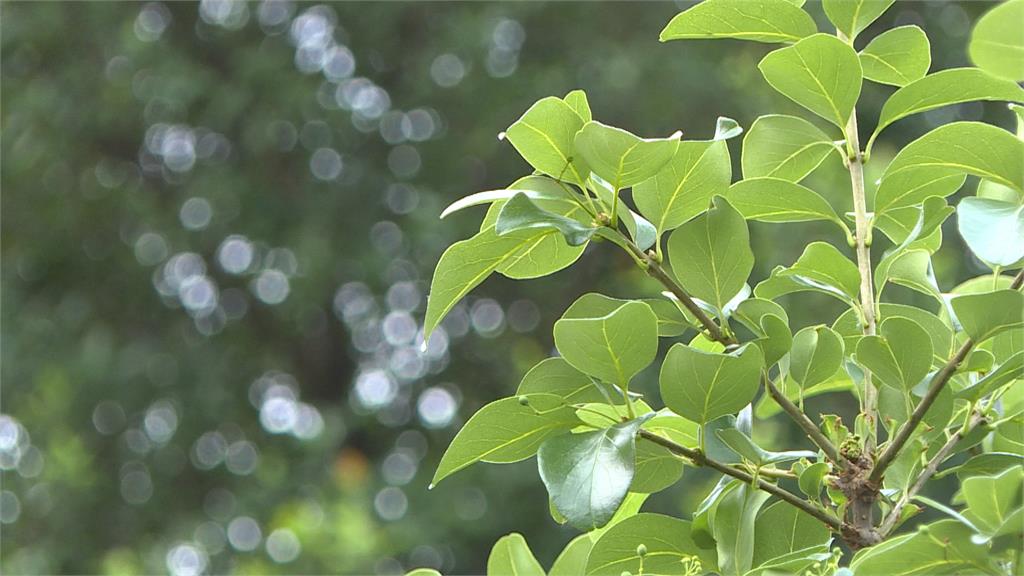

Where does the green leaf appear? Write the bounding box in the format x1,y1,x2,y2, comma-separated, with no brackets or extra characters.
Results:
790,325,845,389
549,535,594,576
563,89,593,122
659,0,816,44
859,25,930,87
875,195,954,246
633,438,684,494
585,513,716,575
834,303,952,358
667,196,754,312
869,70,1024,150
725,177,846,233
553,300,658,387
850,519,995,575
496,192,597,246
741,115,839,182
877,249,942,301
872,171,966,216
573,121,680,189
958,197,1024,267
405,570,441,576
855,317,933,390
962,466,1024,539
538,417,649,530
754,313,793,367
634,139,732,235
948,452,1024,481
487,533,545,576
660,343,764,424
758,34,862,129
957,351,1024,402
883,121,1024,193
425,224,571,340
823,0,894,40
798,462,830,501
515,357,610,405
751,501,831,570
951,289,1024,344
969,0,1024,82
755,372,854,419
482,198,590,280
642,298,694,336
505,96,590,187
714,482,771,576
431,394,580,486
734,298,791,332
644,411,700,449
715,428,816,466
777,241,861,303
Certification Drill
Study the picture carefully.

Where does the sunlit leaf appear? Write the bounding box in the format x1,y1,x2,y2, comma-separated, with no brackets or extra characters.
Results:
660,0,816,44
859,25,930,87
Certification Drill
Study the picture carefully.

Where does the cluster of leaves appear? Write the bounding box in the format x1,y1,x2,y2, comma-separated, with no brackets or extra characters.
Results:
418,0,1024,574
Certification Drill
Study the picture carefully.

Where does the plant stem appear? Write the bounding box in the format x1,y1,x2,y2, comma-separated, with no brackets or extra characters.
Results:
870,269,1024,484
638,429,844,534
623,240,736,347
877,411,986,537
764,376,846,466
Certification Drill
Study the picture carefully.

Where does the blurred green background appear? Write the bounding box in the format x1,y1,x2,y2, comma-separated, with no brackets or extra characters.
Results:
1,1,1014,574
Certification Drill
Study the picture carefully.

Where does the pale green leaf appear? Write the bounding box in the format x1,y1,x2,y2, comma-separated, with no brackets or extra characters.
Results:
714,482,771,576
553,300,658,387
869,69,1024,150
751,501,831,570
505,96,590,186
969,0,1024,82
725,177,846,233
715,428,816,466
538,416,650,530
660,343,764,424
632,437,684,494
667,196,753,312
741,114,838,182
859,25,930,87
790,325,845,389
873,170,966,216
549,535,594,576
958,197,1024,267
585,513,716,575
798,462,830,501
957,351,1024,402
481,197,589,280
634,139,732,235
823,0,894,40
431,394,580,486
574,121,680,189
660,0,816,44
962,466,1024,538
951,289,1024,344
834,303,952,359
515,357,611,405
777,241,861,302
487,533,545,576
855,317,932,390
563,89,593,123
850,519,995,575
758,34,862,129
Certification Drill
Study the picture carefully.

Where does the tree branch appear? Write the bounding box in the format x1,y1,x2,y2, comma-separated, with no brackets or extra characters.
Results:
877,411,986,537
624,240,736,347
639,429,844,534
764,376,846,466
870,268,1024,484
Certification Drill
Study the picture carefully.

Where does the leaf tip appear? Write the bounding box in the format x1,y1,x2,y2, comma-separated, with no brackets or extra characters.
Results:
497,131,507,141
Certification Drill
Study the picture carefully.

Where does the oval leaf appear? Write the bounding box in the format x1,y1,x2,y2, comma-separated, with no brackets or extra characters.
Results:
970,0,1024,82
741,114,838,182
660,0,816,44
553,300,659,387
859,25,931,87
660,343,764,424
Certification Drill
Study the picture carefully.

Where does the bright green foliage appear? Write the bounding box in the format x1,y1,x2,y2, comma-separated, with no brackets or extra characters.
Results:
869,69,1024,149
421,2,1024,574
822,0,894,40
659,0,816,44
553,299,658,388
486,534,545,576
790,325,844,389
859,25,930,86
741,114,838,182
758,34,862,129
573,121,679,189
505,96,590,187
634,132,732,236
667,196,753,312
969,0,1024,82
660,343,763,424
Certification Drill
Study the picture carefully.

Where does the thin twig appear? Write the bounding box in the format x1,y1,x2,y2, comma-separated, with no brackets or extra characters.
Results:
878,412,986,536
870,268,1024,484
639,429,843,533
764,376,846,466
